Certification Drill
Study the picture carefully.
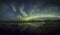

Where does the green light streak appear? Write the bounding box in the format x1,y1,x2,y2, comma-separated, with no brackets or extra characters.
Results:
22,14,60,21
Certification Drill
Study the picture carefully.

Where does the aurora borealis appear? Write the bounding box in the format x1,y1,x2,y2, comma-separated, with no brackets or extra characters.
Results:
0,0,60,34
1,0,60,21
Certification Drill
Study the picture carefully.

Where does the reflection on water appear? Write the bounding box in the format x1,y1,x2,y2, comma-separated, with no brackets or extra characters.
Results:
0,20,59,33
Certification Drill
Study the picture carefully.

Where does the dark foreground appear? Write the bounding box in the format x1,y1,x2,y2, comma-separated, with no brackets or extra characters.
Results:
0,20,60,35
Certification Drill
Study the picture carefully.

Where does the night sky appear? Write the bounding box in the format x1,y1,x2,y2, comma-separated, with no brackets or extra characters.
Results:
0,0,60,35
0,0,60,21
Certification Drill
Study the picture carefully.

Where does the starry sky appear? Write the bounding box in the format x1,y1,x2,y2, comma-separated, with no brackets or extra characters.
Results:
0,0,60,21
